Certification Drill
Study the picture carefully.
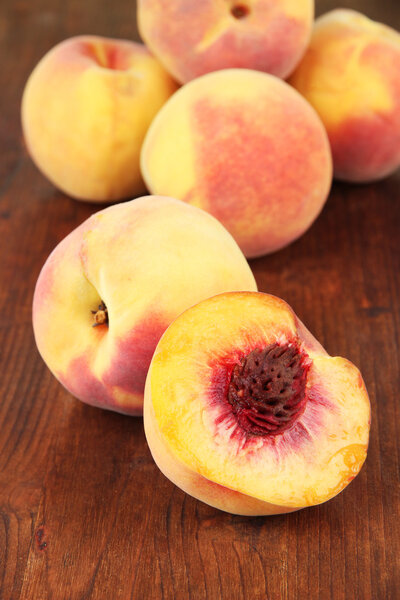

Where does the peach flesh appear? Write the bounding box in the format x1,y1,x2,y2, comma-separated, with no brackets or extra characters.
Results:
145,292,370,515
206,332,328,455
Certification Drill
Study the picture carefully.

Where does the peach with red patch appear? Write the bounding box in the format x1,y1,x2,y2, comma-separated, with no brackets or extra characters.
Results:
141,69,332,258
101,317,167,397
144,292,370,515
21,35,178,202
138,0,314,83
58,355,116,412
33,196,257,415
289,9,400,182
58,315,167,414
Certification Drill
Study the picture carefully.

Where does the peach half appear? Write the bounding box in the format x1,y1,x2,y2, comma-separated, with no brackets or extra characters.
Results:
141,69,333,258
21,36,178,202
138,0,314,83
32,196,257,415
289,9,400,182
144,292,370,515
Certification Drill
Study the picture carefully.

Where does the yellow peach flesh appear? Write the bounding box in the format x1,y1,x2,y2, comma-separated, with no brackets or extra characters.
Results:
144,292,370,514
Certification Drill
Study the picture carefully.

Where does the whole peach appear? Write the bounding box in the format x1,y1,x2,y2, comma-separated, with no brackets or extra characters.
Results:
289,9,400,182
32,196,257,415
141,69,332,258
22,36,178,202
138,0,314,83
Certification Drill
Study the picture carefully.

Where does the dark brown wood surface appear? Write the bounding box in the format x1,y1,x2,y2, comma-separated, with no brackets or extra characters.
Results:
1,1,399,598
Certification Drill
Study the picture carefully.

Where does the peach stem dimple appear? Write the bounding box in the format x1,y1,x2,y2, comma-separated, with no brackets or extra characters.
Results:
92,301,108,327
230,4,250,19
228,343,310,436
87,43,122,70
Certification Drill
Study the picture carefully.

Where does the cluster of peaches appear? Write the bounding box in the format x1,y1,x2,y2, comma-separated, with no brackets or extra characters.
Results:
24,0,399,515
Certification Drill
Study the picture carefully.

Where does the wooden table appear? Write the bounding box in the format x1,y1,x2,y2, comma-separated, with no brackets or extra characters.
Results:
1,1,399,598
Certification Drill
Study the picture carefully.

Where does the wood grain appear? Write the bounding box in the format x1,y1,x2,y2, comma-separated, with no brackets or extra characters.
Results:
0,1,399,598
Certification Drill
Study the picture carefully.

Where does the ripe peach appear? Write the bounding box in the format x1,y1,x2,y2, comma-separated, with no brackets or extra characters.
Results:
141,69,332,258
289,9,400,182
144,292,370,516
137,0,314,83
21,36,178,202
32,196,257,415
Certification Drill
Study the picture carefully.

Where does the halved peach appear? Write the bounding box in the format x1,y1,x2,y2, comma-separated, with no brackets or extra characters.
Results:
144,292,370,515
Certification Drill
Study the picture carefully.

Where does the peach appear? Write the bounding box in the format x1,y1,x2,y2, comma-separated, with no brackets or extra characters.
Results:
289,9,400,182
32,196,257,415
137,0,314,83
144,292,370,515
21,36,178,202
141,69,333,258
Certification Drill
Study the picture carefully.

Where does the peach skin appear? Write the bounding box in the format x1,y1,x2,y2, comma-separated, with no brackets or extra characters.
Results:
141,69,333,258
144,292,370,515
289,9,400,182
138,0,314,83
21,36,178,202
32,196,257,415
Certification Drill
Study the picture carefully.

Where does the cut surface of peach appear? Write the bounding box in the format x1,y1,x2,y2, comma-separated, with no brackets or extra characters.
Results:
144,292,370,515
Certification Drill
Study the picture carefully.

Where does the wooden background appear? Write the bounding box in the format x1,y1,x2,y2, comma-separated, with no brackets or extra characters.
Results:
1,1,399,598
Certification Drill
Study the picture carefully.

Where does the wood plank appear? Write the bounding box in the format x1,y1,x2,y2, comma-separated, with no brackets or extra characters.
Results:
0,1,399,598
